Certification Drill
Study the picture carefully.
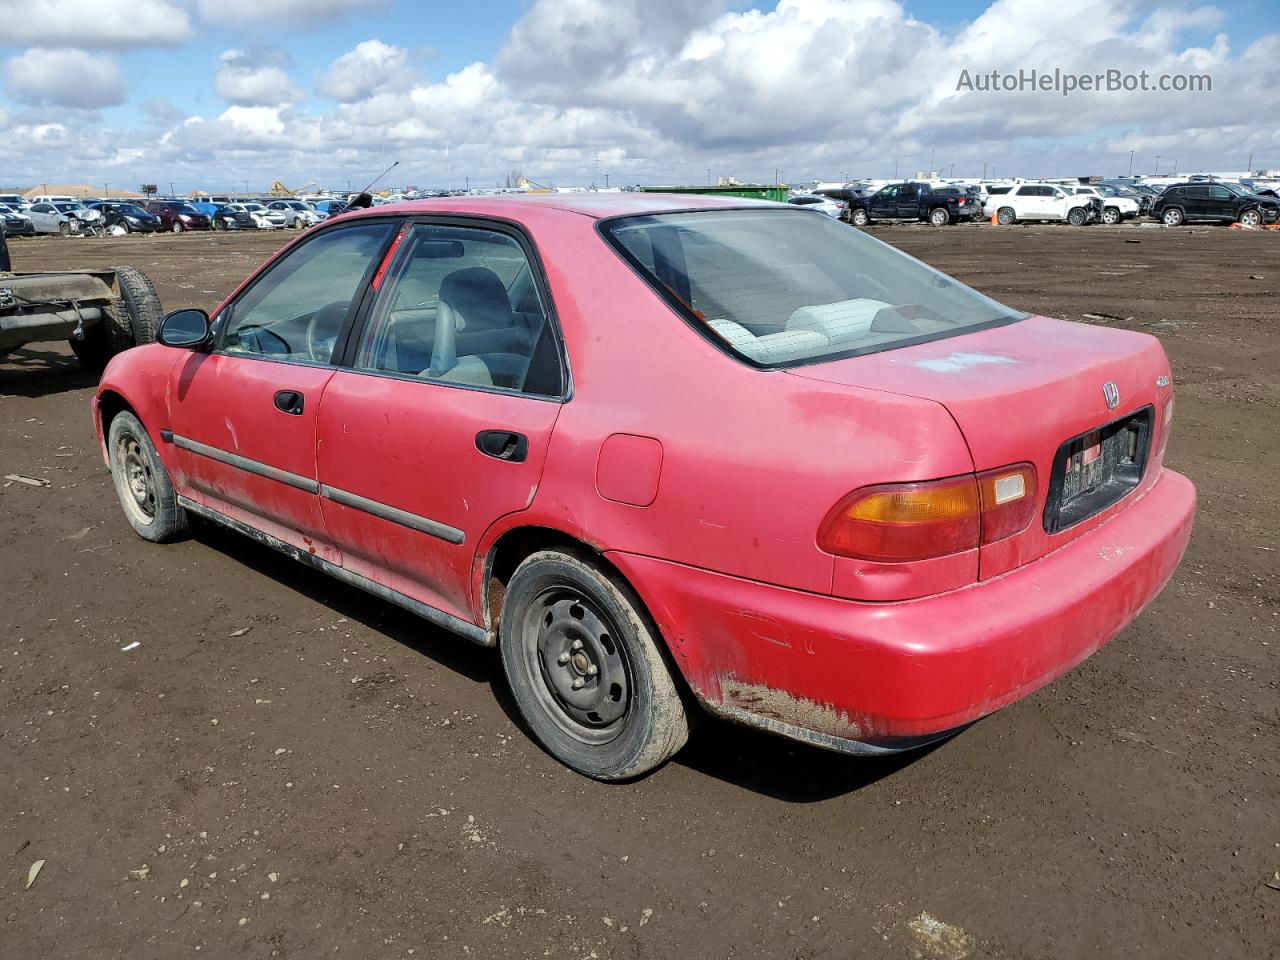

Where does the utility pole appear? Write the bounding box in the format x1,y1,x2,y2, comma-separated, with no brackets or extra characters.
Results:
103,183,109,198
1128,150,1134,176
169,181,175,198
1154,155,1161,174
949,163,955,178
1247,151,1253,174
894,159,899,178
706,167,711,186
930,146,935,175
1173,159,1178,174
605,173,609,188
982,161,987,179
243,180,249,195
465,176,470,192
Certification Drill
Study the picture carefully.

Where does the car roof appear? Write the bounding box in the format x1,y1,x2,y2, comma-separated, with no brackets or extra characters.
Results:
333,191,780,223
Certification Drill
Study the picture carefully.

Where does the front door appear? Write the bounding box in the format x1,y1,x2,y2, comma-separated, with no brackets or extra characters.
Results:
167,219,396,559
869,185,898,219
315,220,566,623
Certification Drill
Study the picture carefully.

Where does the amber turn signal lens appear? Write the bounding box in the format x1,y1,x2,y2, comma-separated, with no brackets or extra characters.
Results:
820,464,1039,563
818,475,981,562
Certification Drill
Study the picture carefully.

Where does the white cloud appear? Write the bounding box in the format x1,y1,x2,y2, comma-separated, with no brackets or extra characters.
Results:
196,0,381,26
215,49,304,106
2,48,126,109
316,40,415,102
0,0,190,48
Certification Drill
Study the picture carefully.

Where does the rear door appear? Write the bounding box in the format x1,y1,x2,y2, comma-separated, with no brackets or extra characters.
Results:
1205,185,1233,220
896,182,920,218
314,219,567,622
166,219,396,558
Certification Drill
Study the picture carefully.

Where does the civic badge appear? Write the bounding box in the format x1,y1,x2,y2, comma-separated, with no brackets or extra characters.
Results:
1102,381,1120,410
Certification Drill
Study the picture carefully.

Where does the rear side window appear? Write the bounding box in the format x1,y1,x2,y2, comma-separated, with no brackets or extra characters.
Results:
354,224,562,396
601,209,1024,368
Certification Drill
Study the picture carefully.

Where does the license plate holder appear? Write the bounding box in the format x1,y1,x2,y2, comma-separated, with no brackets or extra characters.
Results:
1045,408,1153,533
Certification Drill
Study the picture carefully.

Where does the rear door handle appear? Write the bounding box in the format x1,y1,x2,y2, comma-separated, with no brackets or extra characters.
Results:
274,390,304,415
475,430,528,463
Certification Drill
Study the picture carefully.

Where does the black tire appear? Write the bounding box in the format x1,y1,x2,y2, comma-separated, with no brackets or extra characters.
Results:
850,208,869,226
69,266,161,373
171,221,184,233
997,206,1016,225
1067,206,1088,226
1239,208,1262,227
107,411,188,542
1101,206,1121,225
1162,207,1184,226
499,550,689,780
929,207,950,226
59,221,72,236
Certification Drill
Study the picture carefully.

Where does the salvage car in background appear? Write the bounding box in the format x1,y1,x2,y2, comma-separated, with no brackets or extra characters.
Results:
0,203,35,237
786,194,845,218
89,202,161,234
267,199,327,228
1150,181,1280,226
27,201,92,235
1071,185,1140,224
238,203,288,229
144,200,212,233
93,194,1194,780
854,182,975,226
984,184,1099,225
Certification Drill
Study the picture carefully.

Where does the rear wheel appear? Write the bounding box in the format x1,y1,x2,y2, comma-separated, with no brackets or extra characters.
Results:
850,208,869,226
928,207,950,226
997,206,1016,225
1239,208,1262,227
499,550,689,780
69,265,162,372
1162,207,1185,226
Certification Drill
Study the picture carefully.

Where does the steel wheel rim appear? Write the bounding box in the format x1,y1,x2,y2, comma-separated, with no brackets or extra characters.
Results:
117,433,157,524
521,586,631,744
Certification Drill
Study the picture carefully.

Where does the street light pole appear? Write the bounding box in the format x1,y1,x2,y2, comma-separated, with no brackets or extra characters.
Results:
1154,155,1161,174
1128,150,1134,176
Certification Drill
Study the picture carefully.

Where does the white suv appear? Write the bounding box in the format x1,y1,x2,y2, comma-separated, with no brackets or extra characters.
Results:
1070,186,1140,224
984,184,1097,225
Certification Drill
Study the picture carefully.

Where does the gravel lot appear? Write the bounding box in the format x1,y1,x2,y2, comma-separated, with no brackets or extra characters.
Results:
2,223,1276,959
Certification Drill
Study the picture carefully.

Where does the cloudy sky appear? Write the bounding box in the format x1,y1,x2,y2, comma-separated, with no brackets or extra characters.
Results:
0,0,1276,192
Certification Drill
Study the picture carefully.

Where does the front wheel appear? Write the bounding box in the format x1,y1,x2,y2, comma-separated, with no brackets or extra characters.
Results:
1239,208,1262,227
171,221,184,233
107,411,189,542
1067,206,1088,226
850,208,869,226
499,550,689,780
1101,206,1121,225
1162,207,1185,226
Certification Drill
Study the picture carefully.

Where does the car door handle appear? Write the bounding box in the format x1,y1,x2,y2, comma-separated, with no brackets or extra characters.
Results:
475,430,528,463
274,390,304,415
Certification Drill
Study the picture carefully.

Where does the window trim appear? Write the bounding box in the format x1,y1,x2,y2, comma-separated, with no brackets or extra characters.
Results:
335,213,573,403
210,216,400,368
595,206,1026,371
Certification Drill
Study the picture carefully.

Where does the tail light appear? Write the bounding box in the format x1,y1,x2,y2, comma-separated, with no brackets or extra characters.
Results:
818,464,1037,562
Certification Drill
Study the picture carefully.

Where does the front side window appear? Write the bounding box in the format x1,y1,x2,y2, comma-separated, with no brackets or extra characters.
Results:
601,209,1024,367
220,222,393,364
353,223,561,395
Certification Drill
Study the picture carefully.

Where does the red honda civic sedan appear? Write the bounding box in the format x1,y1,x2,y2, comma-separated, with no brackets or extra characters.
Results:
93,193,1195,780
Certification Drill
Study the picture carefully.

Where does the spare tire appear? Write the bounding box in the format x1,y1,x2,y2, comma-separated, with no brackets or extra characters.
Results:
69,265,162,372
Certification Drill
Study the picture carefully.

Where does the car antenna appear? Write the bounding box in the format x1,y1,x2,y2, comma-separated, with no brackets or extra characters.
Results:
345,161,399,210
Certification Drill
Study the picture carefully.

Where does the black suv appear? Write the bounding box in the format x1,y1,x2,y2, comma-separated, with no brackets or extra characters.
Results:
1151,182,1280,226
853,182,976,226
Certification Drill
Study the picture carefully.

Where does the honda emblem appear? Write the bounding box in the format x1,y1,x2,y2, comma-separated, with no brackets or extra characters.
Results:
1102,381,1120,410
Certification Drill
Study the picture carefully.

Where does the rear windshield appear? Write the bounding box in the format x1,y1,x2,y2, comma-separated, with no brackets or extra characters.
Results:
600,208,1024,367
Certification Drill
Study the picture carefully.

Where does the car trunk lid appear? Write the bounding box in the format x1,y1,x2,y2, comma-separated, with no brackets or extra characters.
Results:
787,315,1173,579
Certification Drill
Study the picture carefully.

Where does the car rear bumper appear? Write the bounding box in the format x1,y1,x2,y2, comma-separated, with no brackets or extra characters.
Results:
608,467,1195,753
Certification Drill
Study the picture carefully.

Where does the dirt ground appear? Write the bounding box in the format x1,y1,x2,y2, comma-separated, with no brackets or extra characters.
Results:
1,223,1276,960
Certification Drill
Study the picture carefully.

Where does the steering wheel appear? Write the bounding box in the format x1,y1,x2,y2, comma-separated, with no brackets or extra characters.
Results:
231,323,291,354
304,300,350,362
